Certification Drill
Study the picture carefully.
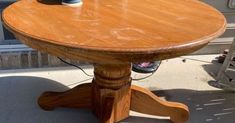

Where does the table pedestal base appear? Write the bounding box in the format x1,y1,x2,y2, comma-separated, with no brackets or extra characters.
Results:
38,64,189,123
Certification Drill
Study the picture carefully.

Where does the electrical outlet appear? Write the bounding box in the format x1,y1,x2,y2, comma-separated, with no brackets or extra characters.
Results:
229,0,235,8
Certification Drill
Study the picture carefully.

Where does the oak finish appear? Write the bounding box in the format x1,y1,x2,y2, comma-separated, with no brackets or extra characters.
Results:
2,0,226,64
92,64,132,122
131,85,189,123
2,0,226,123
38,83,92,110
38,64,189,123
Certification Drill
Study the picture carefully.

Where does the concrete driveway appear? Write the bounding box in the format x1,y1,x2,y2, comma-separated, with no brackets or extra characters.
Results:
0,55,234,123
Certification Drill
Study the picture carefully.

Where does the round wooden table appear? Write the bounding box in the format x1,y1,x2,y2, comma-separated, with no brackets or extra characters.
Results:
2,0,226,123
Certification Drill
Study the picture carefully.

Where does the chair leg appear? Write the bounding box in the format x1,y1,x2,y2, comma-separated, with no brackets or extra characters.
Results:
130,85,189,123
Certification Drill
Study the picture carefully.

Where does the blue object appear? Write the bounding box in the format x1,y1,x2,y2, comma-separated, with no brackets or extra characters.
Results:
62,0,82,4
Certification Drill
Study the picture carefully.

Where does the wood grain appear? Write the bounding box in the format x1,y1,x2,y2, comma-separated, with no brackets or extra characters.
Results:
2,1,226,123
131,85,189,123
38,83,92,110
102,97,115,123
92,64,131,122
2,0,226,63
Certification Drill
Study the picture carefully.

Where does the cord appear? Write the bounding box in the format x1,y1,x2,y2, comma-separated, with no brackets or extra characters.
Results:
57,57,94,77
58,57,161,80
179,57,212,63
132,71,156,81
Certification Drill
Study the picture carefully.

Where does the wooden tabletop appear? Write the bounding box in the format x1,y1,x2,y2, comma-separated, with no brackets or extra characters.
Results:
2,0,226,63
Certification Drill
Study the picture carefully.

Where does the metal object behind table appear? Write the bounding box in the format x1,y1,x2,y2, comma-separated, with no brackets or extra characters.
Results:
229,0,235,8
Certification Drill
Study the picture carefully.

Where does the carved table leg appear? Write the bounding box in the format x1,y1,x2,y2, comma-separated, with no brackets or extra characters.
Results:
38,83,92,110
38,63,189,123
130,85,189,123
102,97,115,123
93,64,132,123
